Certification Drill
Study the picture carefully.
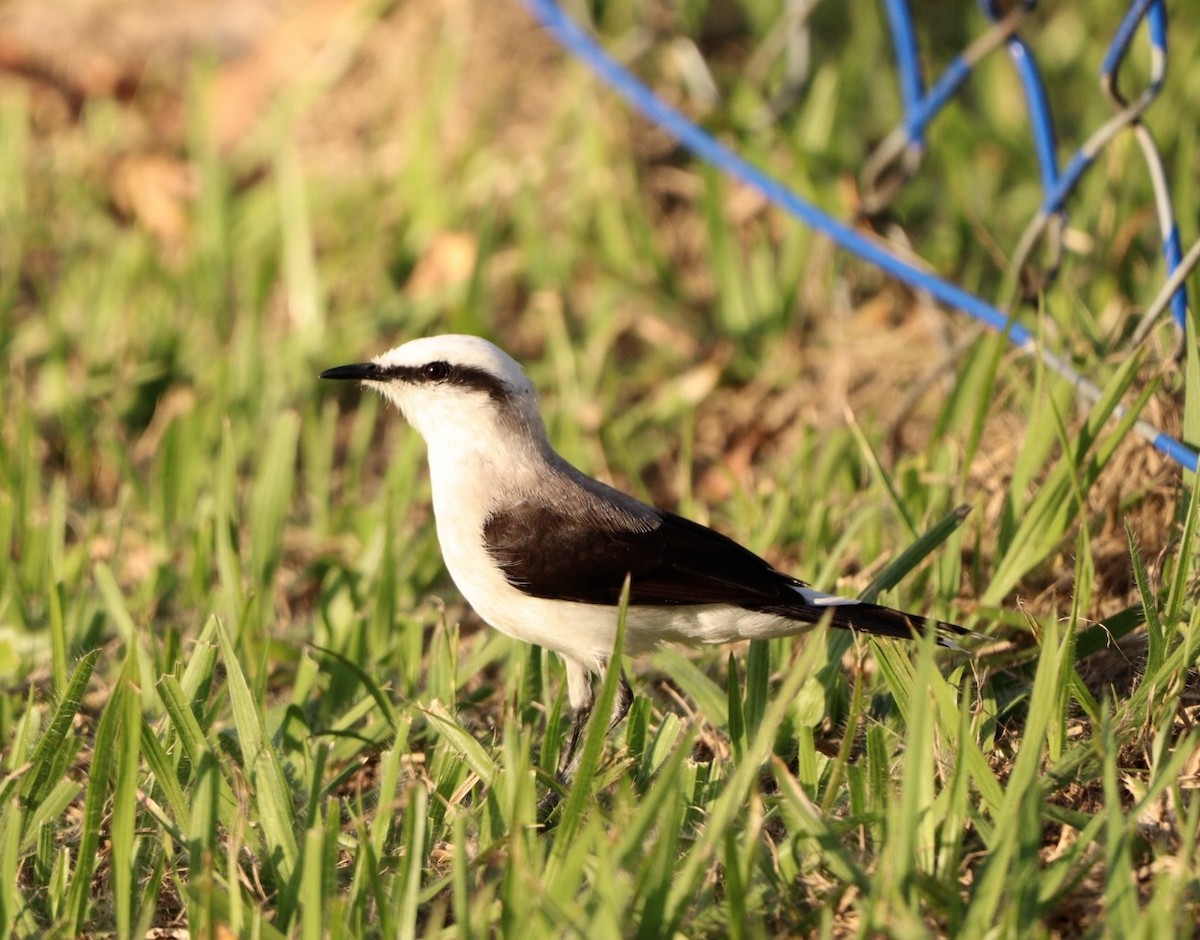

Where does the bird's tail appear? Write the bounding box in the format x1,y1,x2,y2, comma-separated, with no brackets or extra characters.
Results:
829,601,968,649
753,586,969,649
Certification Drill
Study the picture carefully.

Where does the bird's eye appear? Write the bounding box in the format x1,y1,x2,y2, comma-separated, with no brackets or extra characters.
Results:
422,361,451,381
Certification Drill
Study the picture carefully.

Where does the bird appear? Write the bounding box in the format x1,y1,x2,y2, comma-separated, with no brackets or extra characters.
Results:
321,334,966,778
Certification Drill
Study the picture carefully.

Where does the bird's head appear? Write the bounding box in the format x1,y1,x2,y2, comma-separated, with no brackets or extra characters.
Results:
321,334,547,452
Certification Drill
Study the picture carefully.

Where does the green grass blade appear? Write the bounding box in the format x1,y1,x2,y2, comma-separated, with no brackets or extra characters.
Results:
1183,300,1200,473
311,643,400,732
112,652,142,938
47,583,68,697
960,616,1063,932
860,504,972,605
21,649,99,812
421,703,498,787
662,648,814,931
0,797,20,939
139,718,193,833
395,783,429,940
451,812,472,940
214,424,246,622
214,617,299,916
156,674,214,772
1126,519,1167,678
1164,466,1200,627
300,815,326,940
19,779,82,853
249,409,301,588
1101,717,1139,934
615,722,697,865
743,639,770,743
984,354,1155,606
726,653,746,763
187,750,221,936
650,647,728,726
65,657,122,934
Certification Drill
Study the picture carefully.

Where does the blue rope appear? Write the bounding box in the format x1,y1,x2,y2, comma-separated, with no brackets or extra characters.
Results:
521,0,1198,473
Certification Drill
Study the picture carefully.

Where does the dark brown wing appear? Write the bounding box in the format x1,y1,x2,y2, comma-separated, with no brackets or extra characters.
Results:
483,502,801,607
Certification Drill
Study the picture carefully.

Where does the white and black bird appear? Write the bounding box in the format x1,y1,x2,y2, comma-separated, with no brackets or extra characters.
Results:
322,335,965,775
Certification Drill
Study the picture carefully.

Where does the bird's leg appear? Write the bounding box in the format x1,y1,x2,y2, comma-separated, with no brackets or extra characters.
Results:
557,701,592,780
541,663,635,822
607,669,633,733
557,665,634,781
538,703,590,822
556,658,596,781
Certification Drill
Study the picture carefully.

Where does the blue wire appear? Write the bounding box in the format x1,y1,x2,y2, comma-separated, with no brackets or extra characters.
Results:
909,55,974,136
890,0,1184,329
1002,36,1060,192
521,0,1198,474
1102,0,1164,89
883,0,925,141
1096,0,1186,329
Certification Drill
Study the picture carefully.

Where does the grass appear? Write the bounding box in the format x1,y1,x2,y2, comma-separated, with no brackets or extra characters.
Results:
1,0,1199,935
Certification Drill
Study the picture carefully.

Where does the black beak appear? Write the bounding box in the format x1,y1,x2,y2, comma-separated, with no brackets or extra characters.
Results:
320,362,381,381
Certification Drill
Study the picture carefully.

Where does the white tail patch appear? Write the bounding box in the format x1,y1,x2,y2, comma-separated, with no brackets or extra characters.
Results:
793,585,861,607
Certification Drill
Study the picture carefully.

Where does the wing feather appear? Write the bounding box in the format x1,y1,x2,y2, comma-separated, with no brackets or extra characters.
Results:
483,499,800,607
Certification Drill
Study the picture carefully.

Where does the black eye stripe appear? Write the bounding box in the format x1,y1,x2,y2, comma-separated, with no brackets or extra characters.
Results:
372,361,514,402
